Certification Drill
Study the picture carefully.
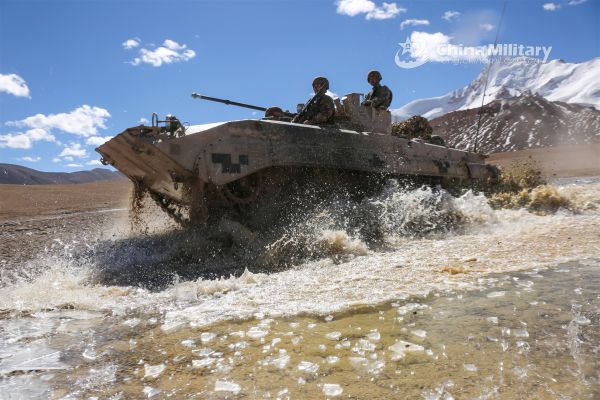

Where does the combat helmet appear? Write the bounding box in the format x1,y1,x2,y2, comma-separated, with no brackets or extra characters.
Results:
312,76,329,91
367,70,382,82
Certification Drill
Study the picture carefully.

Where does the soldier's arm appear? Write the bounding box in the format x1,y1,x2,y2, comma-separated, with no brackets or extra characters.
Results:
371,87,392,109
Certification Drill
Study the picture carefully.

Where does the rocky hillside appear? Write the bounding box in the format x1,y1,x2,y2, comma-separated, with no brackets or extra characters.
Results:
392,57,600,121
429,94,600,153
0,164,125,185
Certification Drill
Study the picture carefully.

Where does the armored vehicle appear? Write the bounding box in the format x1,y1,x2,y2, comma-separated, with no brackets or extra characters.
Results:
96,93,499,226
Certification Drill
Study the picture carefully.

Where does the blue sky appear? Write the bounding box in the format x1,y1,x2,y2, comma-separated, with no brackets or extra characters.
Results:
1,0,598,172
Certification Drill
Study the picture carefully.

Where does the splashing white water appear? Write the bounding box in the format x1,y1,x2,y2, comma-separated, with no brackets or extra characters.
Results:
0,179,598,333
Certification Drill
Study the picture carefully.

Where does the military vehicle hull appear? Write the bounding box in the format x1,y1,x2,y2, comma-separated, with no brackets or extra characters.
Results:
97,119,498,225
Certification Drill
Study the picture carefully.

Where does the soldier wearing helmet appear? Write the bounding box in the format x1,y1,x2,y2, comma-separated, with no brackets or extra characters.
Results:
291,76,335,125
362,70,393,110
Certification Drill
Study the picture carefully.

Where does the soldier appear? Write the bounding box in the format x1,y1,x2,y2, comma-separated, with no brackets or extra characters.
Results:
362,70,393,110
292,76,335,125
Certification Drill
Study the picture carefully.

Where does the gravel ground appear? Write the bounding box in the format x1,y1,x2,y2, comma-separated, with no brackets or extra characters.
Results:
0,181,133,274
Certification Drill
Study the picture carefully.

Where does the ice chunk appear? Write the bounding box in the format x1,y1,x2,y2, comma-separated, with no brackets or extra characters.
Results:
192,348,214,357
487,291,505,298
143,363,165,379
143,386,161,398
247,326,268,339
516,341,530,353
463,363,477,372
367,330,381,341
513,329,529,338
388,341,424,358
574,315,591,325
411,330,427,339
180,339,195,348
268,354,290,369
0,345,67,374
368,360,386,375
326,356,339,364
326,331,342,340
486,317,499,324
214,380,241,394
512,367,528,379
200,332,217,343
348,357,368,369
297,361,319,374
192,358,214,368
354,339,376,352
397,303,428,316
323,383,343,397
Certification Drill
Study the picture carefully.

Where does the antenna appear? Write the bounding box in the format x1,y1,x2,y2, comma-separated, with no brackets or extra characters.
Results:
473,1,507,153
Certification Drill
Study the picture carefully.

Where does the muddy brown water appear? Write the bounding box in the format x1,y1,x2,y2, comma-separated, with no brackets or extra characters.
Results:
0,177,599,399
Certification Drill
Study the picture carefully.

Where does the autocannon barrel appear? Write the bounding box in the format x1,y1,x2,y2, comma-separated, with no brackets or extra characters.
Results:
191,93,268,112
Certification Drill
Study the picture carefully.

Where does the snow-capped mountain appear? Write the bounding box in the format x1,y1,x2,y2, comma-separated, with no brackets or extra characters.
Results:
430,94,600,153
392,57,600,121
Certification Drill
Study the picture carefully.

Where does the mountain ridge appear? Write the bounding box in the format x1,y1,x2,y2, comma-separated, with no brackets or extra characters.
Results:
392,57,600,121
0,164,126,185
430,94,600,153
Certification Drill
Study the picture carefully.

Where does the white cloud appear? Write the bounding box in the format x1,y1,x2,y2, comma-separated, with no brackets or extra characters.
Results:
336,0,374,16
400,19,430,29
335,0,405,20
480,23,495,31
9,105,110,137
122,38,140,49
129,39,196,67
86,160,103,166
63,156,74,162
0,73,31,98
442,10,460,21
21,156,40,162
66,163,83,168
60,143,87,158
0,128,55,149
52,157,61,163
86,136,112,146
568,0,587,5
163,39,186,51
139,117,150,124
367,2,404,20
405,31,488,63
543,2,561,11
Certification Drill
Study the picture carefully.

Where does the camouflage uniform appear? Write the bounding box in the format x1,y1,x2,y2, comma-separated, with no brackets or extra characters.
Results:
364,83,393,110
292,77,335,125
299,93,335,125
